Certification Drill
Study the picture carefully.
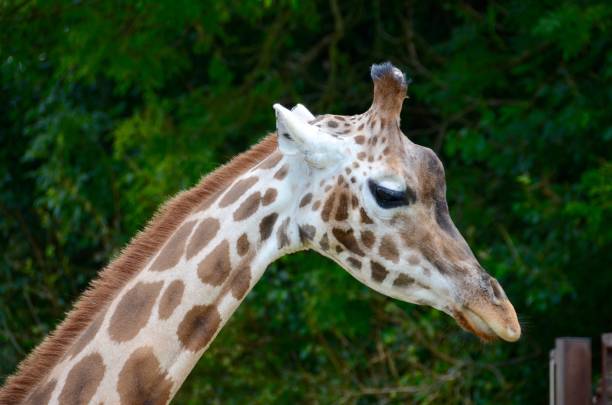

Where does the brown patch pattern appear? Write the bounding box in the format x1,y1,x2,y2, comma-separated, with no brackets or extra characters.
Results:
219,176,259,208
24,379,56,405
321,192,336,222
259,152,282,169
259,213,278,241
117,346,173,405
149,220,196,271
394,274,415,287
262,188,278,206
230,265,251,300
319,234,330,250
332,228,365,256
109,281,163,342
335,193,349,221
158,280,185,320
58,353,105,405
197,240,231,286
67,307,107,358
371,261,389,282
379,236,399,263
361,230,375,249
360,208,373,224
237,234,250,256
347,257,362,270
299,225,316,243
177,305,222,351
299,193,313,207
233,192,262,221
186,218,220,259
273,164,289,180
277,217,291,249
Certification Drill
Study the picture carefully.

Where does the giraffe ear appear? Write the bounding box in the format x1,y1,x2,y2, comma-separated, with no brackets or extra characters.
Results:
273,103,343,169
290,103,316,122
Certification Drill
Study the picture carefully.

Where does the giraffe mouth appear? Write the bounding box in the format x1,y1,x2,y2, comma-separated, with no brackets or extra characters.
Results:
453,305,521,342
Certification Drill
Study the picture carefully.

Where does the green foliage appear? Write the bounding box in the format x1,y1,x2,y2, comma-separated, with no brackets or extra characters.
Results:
1,0,610,403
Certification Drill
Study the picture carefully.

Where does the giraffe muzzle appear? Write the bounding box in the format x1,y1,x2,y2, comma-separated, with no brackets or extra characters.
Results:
454,298,521,342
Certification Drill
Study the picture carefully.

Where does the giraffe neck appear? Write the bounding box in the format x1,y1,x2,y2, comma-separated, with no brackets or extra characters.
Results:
28,147,307,404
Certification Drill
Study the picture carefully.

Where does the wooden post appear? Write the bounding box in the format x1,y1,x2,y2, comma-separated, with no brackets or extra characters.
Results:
550,337,592,405
602,334,612,404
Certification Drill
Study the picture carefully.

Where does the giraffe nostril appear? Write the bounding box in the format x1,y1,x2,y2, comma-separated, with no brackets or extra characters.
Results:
490,277,507,301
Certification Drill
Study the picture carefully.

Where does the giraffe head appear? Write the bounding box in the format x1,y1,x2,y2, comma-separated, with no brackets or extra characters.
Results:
274,62,520,342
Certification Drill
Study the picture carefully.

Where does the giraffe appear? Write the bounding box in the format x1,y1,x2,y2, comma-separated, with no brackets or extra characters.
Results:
0,62,520,404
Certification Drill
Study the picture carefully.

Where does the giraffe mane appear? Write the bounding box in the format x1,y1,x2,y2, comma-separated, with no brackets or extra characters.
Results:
0,134,279,404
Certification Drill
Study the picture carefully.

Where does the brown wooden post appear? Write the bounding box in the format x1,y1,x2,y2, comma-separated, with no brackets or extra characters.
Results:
602,333,612,404
550,337,592,405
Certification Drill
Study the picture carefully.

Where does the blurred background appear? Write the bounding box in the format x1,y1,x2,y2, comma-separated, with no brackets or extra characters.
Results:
1,1,610,403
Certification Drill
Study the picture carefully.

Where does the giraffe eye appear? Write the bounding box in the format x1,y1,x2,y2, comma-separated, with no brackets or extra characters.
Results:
368,180,415,209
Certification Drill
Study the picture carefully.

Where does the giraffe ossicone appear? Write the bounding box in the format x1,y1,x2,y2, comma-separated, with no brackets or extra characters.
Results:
1,61,520,405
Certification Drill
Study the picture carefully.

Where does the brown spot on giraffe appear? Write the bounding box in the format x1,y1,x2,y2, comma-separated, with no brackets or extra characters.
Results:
262,188,278,206
312,200,321,211
24,379,56,405
230,264,251,300
327,120,339,128
197,240,231,286
67,307,107,358
299,193,313,207
117,346,173,405
149,220,197,272
276,217,291,249
258,152,282,169
357,152,366,161
379,236,399,263
58,353,105,405
335,193,349,221
177,304,222,352
371,261,388,282
273,164,289,180
360,208,374,224
394,274,415,287
332,228,365,256
347,257,362,270
408,255,420,265
237,233,250,256
321,191,336,222
158,280,185,320
185,217,220,260
319,233,330,251
109,281,163,342
219,176,259,208
233,191,262,221
299,224,316,243
361,230,375,249
259,213,278,241
354,135,365,145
